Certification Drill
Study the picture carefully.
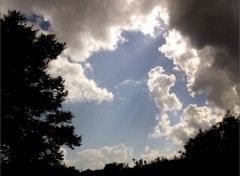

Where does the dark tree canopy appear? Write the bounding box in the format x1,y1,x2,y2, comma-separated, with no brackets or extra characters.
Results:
183,114,239,159
182,113,239,175
1,10,81,166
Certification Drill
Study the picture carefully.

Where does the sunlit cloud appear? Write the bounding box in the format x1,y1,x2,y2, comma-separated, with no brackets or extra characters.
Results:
47,56,114,103
60,147,80,167
147,66,182,113
74,144,133,171
141,146,179,162
0,0,165,62
150,104,224,144
159,29,200,93
1,0,167,105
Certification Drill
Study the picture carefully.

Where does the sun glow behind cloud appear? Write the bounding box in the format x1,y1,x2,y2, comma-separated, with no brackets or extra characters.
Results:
1,0,239,171
0,0,167,104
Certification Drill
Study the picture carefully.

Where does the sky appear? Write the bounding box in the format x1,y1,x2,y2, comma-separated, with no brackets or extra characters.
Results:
1,0,239,171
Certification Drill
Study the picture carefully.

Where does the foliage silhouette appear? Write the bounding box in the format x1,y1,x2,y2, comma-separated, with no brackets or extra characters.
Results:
1,10,81,170
79,113,239,176
182,113,239,175
2,163,81,176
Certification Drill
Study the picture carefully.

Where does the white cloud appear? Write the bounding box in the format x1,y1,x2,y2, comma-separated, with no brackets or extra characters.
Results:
171,104,224,143
47,56,113,103
150,104,224,144
156,27,239,144
74,144,133,171
1,0,169,104
147,66,182,113
119,79,144,87
150,113,171,138
141,149,161,162
144,146,150,152
83,63,93,73
158,7,169,26
1,0,166,62
159,30,240,110
159,30,200,91
141,147,178,162
60,147,79,166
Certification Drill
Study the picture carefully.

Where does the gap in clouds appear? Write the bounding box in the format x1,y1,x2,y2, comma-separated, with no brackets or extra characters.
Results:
23,13,115,104
88,31,171,90
25,14,50,31
2,0,238,171
61,30,211,170
60,31,175,165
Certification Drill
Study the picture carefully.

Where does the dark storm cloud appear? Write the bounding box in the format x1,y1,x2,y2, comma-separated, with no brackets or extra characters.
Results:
167,0,239,53
167,0,239,82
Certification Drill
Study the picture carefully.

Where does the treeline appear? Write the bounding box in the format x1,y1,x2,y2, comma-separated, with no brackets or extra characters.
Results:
2,164,80,176
80,114,239,176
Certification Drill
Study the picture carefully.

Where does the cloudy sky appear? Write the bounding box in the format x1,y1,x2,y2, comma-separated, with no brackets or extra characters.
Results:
1,0,239,171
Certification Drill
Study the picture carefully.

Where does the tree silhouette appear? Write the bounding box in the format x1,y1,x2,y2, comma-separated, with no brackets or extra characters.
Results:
182,113,239,175
183,114,239,157
1,10,81,166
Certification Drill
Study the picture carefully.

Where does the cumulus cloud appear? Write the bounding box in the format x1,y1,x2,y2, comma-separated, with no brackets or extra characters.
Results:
0,0,166,62
191,63,240,110
60,147,79,166
147,66,182,113
148,0,239,147
159,30,200,88
161,0,240,109
74,144,133,171
171,104,224,143
141,146,178,162
47,56,113,103
150,104,224,143
150,113,171,138
159,29,240,110
0,0,169,104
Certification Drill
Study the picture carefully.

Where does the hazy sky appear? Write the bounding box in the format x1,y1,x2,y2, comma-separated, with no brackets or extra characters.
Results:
1,0,239,171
